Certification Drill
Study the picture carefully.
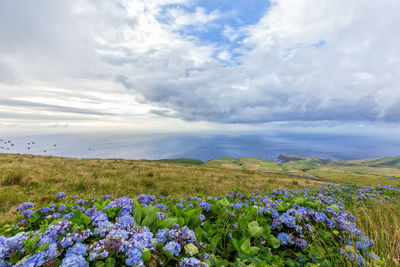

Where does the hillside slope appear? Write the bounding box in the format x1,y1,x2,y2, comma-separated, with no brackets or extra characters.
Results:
0,153,325,220
205,155,400,186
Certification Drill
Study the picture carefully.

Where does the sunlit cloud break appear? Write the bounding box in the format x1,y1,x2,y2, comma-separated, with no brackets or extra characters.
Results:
0,0,400,131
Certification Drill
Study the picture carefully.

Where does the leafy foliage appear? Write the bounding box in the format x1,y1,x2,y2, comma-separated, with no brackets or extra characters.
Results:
1,184,398,266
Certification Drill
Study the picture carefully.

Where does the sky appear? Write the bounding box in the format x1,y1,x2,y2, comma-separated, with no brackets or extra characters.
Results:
1,0,400,134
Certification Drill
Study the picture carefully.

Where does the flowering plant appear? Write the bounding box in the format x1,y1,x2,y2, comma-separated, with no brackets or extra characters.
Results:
1,184,398,266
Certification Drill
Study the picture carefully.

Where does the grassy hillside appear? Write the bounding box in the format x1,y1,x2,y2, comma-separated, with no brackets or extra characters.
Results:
0,153,399,265
0,153,326,221
206,155,400,186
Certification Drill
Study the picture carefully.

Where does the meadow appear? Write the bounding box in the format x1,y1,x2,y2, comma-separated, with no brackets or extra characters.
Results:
0,153,399,266
205,156,400,186
0,153,325,223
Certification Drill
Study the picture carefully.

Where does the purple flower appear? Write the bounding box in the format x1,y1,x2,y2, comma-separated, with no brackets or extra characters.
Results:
56,192,66,198
164,241,181,256
156,229,169,243
102,195,112,199
180,257,204,267
17,202,34,211
125,246,142,266
22,209,33,217
66,242,87,257
42,207,51,214
60,254,88,267
59,204,67,212
277,232,292,246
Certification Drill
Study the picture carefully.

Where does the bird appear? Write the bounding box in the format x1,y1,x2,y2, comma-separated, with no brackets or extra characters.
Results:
31,142,35,144
43,150,47,153
54,144,57,147
27,147,30,150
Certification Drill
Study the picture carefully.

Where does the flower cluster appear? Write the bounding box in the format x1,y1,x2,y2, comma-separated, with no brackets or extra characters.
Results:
0,185,398,266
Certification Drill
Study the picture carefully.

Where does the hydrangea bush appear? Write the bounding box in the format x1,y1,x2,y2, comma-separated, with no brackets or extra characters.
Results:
1,184,399,266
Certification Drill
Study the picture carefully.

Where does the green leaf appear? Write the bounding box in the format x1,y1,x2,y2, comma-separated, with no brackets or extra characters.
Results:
211,234,220,246
232,238,240,252
82,214,91,225
164,250,173,260
10,252,20,264
38,242,50,252
294,198,305,205
240,239,259,255
105,257,116,267
141,207,158,227
142,249,152,262
219,198,230,207
268,236,281,249
70,209,82,223
248,221,263,238
249,246,260,255
329,204,340,213
96,261,105,267
157,218,178,229
52,258,62,267
132,203,142,224
240,239,251,254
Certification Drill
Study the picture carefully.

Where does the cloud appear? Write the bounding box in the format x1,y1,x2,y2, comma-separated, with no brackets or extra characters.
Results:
165,6,220,28
0,99,115,116
0,0,400,131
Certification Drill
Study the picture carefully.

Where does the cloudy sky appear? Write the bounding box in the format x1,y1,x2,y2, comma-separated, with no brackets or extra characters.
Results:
1,0,400,133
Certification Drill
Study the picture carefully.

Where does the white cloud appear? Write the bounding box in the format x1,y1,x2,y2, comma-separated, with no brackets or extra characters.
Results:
1,0,400,133
166,6,220,28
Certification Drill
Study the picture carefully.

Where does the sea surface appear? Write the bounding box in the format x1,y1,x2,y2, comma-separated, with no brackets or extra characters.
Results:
1,131,399,162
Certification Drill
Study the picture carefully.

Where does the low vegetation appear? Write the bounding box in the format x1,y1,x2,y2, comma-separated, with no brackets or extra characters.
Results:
205,155,400,186
0,153,399,266
0,153,325,222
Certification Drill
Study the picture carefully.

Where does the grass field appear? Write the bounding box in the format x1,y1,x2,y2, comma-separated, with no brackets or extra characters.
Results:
205,155,400,186
1,153,399,266
0,153,325,222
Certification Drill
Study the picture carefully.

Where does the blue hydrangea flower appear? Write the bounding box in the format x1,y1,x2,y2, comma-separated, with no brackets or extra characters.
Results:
277,232,292,246
125,246,142,266
156,229,169,243
56,192,66,198
179,257,205,267
60,254,88,267
59,204,67,212
42,207,51,214
17,202,34,211
66,243,87,257
163,241,181,257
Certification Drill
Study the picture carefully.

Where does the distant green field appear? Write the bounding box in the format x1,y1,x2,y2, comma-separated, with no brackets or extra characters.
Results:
205,154,400,186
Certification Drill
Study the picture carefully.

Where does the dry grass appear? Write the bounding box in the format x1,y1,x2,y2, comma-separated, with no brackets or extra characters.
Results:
0,153,326,222
348,199,400,266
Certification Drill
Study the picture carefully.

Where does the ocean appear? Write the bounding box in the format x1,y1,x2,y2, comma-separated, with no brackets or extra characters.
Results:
1,131,399,162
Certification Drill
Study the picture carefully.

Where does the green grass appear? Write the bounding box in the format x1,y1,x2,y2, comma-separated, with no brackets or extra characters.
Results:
348,199,400,266
1,152,399,265
205,155,400,186
154,158,204,165
0,153,326,222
